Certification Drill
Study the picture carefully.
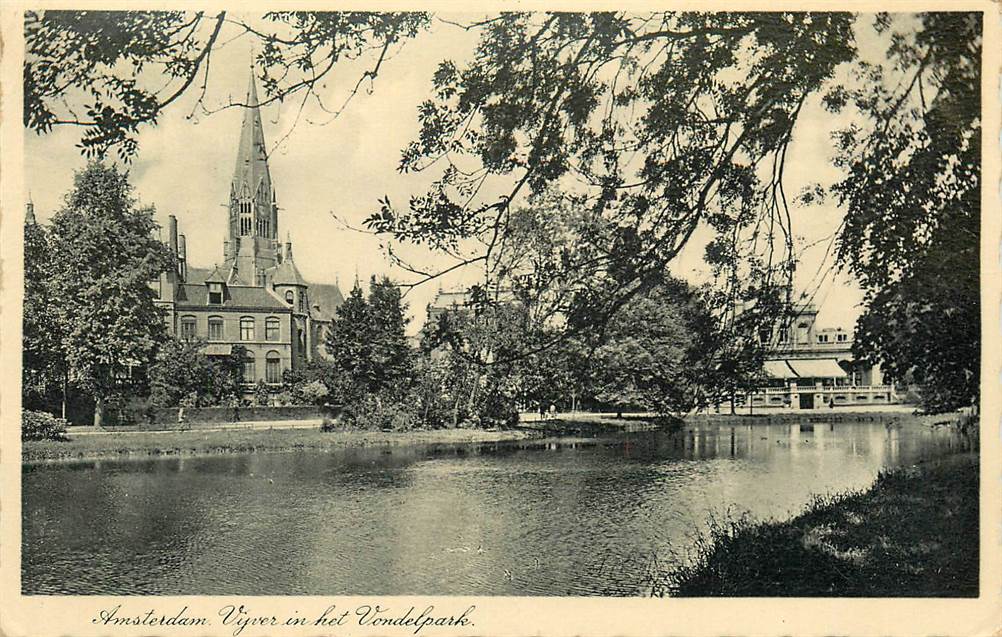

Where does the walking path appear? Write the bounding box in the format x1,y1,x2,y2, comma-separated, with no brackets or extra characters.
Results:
66,419,323,436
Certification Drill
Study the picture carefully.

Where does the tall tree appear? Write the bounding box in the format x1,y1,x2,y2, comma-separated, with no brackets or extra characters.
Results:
47,162,174,426
22,217,66,413
829,13,981,413
324,282,374,402
367,275,413,394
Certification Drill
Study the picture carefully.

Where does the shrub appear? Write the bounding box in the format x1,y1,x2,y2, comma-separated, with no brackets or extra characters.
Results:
299,380,330,405
252,380,271,406
22,409,69,441
340,395,419,431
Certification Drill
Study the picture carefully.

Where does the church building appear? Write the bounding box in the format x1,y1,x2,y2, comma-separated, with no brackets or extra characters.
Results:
154,69,344,386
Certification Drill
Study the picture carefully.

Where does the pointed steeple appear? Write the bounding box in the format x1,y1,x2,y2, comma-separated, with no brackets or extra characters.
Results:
232,66,272,199
25,194,36,225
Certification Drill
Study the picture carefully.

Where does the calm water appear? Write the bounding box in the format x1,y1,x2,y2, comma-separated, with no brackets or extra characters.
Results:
22,421,972,596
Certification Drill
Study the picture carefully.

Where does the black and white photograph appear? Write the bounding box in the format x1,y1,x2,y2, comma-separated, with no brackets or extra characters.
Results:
2,3,1000,635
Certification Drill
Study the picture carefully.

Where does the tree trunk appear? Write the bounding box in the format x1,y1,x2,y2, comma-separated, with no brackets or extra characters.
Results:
729,386,736,415
61,372,68,421
93,395,104,428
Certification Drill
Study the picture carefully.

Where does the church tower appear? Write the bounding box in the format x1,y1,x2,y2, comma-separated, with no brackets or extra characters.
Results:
223,66,280,285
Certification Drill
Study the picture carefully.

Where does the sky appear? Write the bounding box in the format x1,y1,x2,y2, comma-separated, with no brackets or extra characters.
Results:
24,12,870,334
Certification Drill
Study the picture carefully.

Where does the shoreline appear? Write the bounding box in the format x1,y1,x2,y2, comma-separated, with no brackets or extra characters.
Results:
23,410,968,464
21,427,543,464
657,453,979,597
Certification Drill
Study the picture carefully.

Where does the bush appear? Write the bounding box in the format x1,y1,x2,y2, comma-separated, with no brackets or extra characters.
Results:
339,395,419,431
22,409,69,441
299,380,330,405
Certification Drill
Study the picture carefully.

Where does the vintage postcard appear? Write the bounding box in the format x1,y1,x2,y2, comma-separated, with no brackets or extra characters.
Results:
1,1,1000,635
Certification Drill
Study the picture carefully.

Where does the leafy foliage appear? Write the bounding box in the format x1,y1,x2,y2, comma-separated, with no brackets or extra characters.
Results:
830,13,981,413
45,162,175,426
21,409,70,442
23,219,65,407
148,338,246,407
24,10,429,159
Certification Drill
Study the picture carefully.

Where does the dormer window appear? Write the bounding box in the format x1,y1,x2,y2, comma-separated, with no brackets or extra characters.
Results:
208,282,224,305
285,290,294,305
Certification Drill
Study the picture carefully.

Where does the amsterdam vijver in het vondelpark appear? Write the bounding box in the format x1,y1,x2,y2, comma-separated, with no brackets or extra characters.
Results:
20,10,980,598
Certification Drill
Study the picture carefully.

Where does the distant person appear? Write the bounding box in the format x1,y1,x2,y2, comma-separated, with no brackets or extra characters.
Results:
548,404,556,420
828,398,835,409
539,404,546,421
177,406,186,430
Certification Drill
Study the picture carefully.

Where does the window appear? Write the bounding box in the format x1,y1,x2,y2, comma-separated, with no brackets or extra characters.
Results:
265,317,280,341
180,316,197,341
266,351,282,383
778,327,790,343
240,317,255,341
797,322,810,344
208,282,223,305
243,353,256,382
298,293,306,313
208,317,224,341
836,332,848,342
817,333,829,344
285,290,294,305
758,328,771,344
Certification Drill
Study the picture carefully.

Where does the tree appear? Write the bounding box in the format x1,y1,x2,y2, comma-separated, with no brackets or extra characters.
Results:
24,10,430,159
22,218,66,414
586,278,741,418
47,161,174,426
323,276,414,404
366,275,413,395
148,339,245,407
827,13,981,413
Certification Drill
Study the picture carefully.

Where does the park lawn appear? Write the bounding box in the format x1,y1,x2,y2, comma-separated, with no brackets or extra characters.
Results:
662,453,979,597
22,426,539,463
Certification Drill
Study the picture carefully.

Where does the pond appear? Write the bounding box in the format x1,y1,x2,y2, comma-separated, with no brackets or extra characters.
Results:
22,421,972,596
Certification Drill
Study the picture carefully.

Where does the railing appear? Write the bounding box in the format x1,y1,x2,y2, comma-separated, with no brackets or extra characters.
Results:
747,384,901,408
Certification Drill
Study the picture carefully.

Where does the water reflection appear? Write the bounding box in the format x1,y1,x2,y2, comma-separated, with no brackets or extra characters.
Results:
23,421,973,596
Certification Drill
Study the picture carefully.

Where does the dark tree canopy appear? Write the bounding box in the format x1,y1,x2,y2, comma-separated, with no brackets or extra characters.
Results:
45,162,175,425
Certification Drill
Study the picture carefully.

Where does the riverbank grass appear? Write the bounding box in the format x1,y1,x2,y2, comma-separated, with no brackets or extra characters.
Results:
658,454,978,597
22,426,538,463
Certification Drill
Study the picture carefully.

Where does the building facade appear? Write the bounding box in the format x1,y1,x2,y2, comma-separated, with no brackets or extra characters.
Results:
752,300,899,410
154,69,344,386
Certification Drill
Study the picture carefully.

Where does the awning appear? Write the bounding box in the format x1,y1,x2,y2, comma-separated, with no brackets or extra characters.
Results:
763,360,800,379
203,343,233,356
789,359,847,378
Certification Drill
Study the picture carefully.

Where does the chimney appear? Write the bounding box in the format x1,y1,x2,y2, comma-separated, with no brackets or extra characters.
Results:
167,215,179,255
178,234,188,282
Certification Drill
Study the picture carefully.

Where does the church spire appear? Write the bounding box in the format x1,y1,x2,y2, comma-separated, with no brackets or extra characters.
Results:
232,65,272,200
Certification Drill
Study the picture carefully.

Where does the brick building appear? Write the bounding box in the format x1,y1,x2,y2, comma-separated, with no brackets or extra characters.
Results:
154,69,344,386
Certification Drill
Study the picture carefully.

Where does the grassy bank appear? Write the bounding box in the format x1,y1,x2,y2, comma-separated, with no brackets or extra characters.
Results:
657,453,979,597
22,426,540,463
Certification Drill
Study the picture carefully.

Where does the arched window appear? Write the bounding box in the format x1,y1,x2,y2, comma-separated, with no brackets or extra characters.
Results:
265,351,282,384
239,316,255,341
208,316,224,341
285,290,294,305
298,293,306,313
265,317,280,341
243,352,256,382
180,316,197,341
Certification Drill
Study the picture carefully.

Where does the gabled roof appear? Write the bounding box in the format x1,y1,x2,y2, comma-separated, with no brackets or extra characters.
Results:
309,282,345,321
175,283,289,311
184,266,214,284
204,265,227,284
269,259,308,287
